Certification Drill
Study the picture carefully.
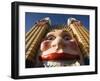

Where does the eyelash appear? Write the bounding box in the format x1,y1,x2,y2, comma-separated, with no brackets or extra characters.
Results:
63,35,71,40
46,35,56,40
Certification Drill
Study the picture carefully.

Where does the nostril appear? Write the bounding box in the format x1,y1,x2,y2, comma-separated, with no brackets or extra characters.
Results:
51,37,65,48
51,44,65,50
52,45,56,47
52,45,58,49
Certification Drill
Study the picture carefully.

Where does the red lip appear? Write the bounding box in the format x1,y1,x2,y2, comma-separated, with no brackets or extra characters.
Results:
39,53,80,61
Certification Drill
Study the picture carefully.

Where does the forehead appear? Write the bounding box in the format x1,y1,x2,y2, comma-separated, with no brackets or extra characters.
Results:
46,29,71,36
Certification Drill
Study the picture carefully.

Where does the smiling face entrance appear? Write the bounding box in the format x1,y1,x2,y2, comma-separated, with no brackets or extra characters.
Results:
39,29,84,67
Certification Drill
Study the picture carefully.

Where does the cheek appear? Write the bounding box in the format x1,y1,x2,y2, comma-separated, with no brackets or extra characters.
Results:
66,40,79,50
40,41,50,51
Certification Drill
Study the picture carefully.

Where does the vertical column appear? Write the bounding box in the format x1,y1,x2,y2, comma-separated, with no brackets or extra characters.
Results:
25,25,41,52
26,25,48,59
74,22,89,45
25,24,36,38
25,17,51,67
25,25,38,43
69,22,89,58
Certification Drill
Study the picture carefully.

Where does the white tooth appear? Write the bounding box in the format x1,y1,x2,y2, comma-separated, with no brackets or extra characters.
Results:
43,60,80,67
75,61,80,66
53,61,57,66
57,49,64,53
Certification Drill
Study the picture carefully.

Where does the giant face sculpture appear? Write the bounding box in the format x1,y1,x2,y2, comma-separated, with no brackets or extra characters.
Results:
39,29,83,67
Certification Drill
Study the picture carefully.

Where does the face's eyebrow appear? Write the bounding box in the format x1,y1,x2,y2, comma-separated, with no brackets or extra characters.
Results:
46,32,55,37
61,30,72,38
46,30,56,36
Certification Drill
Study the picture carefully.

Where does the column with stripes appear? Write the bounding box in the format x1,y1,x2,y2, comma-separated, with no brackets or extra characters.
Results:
25,17,51,67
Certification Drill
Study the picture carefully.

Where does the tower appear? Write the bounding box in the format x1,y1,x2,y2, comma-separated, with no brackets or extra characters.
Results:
25,17,51,67
66,18,89,64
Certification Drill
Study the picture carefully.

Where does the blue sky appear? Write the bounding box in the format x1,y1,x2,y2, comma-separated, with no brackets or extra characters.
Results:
25,12,89,32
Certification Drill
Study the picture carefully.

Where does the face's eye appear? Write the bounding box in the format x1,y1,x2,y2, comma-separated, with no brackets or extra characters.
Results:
45,35,56,40
63,35,71,41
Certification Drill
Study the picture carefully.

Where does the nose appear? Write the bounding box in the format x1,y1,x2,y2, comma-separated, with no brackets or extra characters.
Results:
51,37,65,49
